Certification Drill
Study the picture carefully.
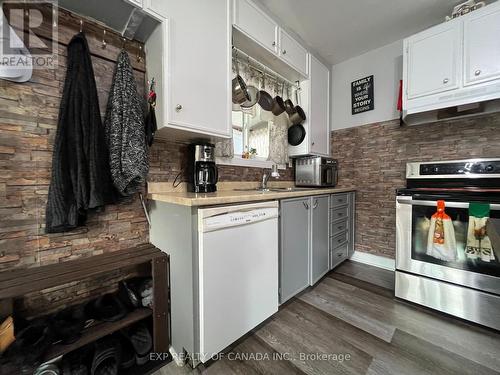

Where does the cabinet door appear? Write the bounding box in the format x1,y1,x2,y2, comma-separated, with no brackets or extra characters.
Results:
280,198,310,304
311,195,329,284
144,0,167,18
464,5,500,86
279,29,308,76
168,0,232,137
309,55,330,156
406,22,461,99
233,0,278,54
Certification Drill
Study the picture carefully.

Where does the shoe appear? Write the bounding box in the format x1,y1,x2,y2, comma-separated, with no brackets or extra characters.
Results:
118,281,140,310
85,294,127,322
2,318,53,368
51,305,86,345
90,337,121,375
120,322,152,366
0,316,15,354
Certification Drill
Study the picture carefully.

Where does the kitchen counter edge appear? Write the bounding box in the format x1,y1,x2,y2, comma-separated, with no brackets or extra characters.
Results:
148,187,356,207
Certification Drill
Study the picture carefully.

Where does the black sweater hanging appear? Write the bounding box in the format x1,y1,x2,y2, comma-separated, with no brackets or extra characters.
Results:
46,32,116,233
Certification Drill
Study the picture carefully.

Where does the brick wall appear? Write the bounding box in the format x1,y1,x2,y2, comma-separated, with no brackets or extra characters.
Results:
331,114,500,259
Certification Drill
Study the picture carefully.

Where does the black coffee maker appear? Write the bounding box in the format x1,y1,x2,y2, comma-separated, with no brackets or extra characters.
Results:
189,143,218,193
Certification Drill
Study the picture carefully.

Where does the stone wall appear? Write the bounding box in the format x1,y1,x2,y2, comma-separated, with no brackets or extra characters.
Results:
331,114,500,259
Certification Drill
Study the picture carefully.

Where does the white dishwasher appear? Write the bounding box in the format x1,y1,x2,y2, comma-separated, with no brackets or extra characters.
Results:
198,201,279,362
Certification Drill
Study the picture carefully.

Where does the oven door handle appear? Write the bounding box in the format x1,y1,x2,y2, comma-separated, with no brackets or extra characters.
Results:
396,198,500,210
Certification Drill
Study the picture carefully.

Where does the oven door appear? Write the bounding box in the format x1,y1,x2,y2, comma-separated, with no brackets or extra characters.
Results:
396,195,500,295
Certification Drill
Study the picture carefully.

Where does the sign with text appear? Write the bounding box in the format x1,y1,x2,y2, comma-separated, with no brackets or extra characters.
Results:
351,75,374,115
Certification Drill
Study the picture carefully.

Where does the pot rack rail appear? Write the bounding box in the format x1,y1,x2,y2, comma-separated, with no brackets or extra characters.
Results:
232,46,300,90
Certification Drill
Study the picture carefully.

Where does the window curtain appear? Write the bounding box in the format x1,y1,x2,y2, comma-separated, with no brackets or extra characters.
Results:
268,112,289,164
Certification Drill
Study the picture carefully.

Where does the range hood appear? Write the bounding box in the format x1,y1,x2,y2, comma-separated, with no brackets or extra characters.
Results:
404,96,500,125
58,0,159,42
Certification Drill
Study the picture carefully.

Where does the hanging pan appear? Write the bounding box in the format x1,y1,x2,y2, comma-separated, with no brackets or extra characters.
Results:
232,55,250,105
240,63,260,108
271,80,286,116
288,83,307,146
257,71,274,111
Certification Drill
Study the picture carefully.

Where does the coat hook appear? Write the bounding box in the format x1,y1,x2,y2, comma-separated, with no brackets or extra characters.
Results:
101,29,107,49
121,37,127,50
79,19,83,33
137,45,143,62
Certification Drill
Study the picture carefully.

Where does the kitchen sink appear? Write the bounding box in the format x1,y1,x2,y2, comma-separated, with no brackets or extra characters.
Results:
233,187,314,193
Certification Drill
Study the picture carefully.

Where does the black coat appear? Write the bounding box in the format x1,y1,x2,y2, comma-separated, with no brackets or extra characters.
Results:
46,33,116,233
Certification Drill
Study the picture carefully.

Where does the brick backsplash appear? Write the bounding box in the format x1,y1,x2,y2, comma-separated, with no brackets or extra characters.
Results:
330,114,500,259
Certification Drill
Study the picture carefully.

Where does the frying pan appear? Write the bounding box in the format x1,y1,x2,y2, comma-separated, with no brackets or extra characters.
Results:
240,66,260,108
257,72,274,111
284,84,295,115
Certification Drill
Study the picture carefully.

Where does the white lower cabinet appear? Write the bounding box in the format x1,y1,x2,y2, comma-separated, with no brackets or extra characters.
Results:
280,193,354,303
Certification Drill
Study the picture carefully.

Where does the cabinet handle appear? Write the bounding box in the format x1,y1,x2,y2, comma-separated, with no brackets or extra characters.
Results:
311,141,315,146
475,69,481,76
337,225,343,230
175,104,183,112
282,49,287,55
313,199,318,209
303,201,309,210
272,41,276,47
442,78,449,84
337,252,343,258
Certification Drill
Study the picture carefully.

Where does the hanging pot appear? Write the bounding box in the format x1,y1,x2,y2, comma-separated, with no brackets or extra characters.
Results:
271,80,286,116
288,123,306,146
257,72,274,111
289,83,306,125
232,58,250,105
240,65,260,108
284,84,295,115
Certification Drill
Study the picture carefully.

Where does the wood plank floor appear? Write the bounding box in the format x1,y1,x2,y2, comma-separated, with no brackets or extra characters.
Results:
154,261,500,375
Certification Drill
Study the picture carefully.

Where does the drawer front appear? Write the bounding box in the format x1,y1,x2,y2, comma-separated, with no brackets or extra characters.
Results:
330,219,348,236
331,206,348,221
330,193,349,208
330,231,348,249
331,243,348,268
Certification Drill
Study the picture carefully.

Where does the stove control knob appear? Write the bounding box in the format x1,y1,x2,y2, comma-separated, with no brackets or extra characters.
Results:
485,164,494,172
433,166,440,173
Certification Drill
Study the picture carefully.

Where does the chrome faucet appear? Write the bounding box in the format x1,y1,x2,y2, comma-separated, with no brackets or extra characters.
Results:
261,164,280,190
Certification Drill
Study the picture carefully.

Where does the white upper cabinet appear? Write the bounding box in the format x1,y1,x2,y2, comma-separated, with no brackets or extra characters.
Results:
463,5,500,86
233,0,278,54
403,1,500,120
309,55,330,156
143,0,167,19
279,29,308,76
233,0,308,77
406,22,461,99
145,0,232,138
167,0,232,137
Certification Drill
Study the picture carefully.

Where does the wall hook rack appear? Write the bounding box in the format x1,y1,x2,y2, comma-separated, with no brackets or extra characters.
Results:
101,29,107,49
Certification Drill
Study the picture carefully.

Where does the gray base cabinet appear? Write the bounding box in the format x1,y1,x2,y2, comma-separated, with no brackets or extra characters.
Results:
279,197,310,304
279,194,330,304
329,192,355,269
310,195,330,284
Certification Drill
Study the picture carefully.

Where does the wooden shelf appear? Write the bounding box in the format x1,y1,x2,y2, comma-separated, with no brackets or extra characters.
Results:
0,244,162,300
44,308,152,361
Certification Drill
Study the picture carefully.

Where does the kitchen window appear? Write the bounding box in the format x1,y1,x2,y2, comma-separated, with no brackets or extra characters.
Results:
218,107,277,168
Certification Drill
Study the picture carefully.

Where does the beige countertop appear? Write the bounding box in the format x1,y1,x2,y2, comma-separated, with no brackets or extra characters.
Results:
148,182,355,207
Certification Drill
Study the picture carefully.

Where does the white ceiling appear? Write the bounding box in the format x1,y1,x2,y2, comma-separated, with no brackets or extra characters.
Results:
256,0,495,65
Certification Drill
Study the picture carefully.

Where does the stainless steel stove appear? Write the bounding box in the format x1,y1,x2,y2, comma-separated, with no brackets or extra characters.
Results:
396,158,500,330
